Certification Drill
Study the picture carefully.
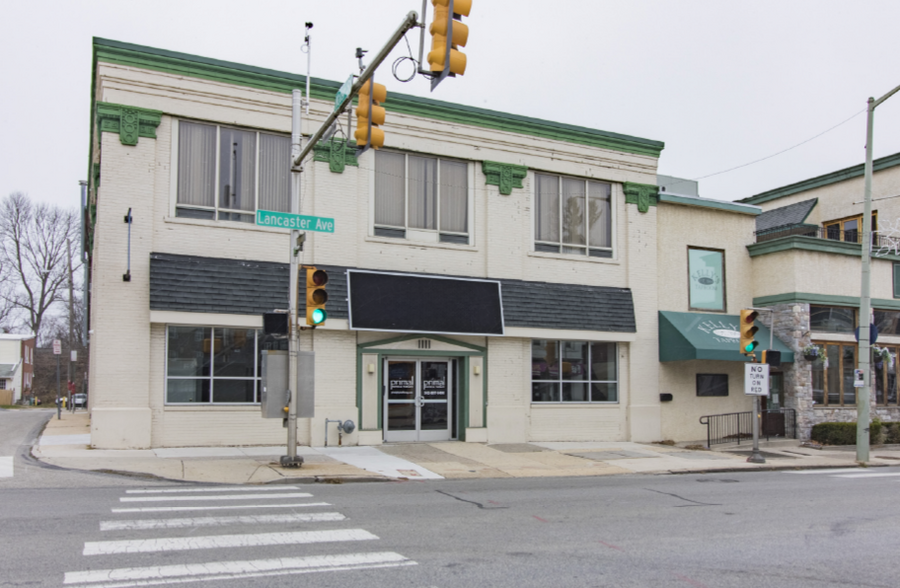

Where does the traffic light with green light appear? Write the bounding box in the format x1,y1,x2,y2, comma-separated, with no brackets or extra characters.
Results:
355,79,386,150
305,267,328,327
740,309,759,357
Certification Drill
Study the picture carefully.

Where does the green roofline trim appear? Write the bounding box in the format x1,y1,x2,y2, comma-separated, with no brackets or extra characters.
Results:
740,152,900,205
623,182,658,213
96,102,162,145
747,234,900,261
658,193,760,216
753,292,900,312
92,37,664,158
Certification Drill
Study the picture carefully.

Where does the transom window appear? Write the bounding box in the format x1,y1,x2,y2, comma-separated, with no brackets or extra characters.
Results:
374,150,468,244
531,340,618,403
176,121,291,223
166,326,287,404
810,306,856,333
534,173,612,257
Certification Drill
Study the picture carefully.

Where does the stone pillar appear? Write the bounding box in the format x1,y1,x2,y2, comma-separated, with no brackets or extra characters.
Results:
770,303,814,440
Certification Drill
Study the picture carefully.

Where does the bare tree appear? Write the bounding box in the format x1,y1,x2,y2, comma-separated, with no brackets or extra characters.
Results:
0,192,81,343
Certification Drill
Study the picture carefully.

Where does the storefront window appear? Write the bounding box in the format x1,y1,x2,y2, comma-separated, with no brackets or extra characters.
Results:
166,326,287,404
531,340,618,403
811,342,857,407
874,310,900,336
696,374,728,397
873,346,900,406
688,248,725,311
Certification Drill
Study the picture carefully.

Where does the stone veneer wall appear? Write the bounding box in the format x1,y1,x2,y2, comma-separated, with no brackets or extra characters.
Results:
770,303,814,440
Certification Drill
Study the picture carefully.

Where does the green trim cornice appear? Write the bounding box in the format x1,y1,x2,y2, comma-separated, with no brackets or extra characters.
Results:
747,235,900,261
482,161,527,195
740,152,900,205
92,37,664,158
623,182,658,213
658,193,760,216
312,138,359,174
96,102,162,146
754,292,900,312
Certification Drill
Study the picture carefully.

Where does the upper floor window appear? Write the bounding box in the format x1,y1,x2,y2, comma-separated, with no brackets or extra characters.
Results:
810,305,855,333
534,173,612,257
176,121,290,223
823,212,876,244
688,247,725,312
374,150,469,244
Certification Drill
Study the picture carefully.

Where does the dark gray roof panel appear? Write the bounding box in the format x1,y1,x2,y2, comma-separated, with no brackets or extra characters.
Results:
755,198,817,232
149,253,635,333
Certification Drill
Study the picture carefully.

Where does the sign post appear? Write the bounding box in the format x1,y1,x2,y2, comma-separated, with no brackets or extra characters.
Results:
53,340,61,420
744,362,769,464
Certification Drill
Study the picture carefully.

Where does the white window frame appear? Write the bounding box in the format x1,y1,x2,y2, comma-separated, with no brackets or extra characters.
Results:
532,172,616,258
170,119,289,222
368,150,474,246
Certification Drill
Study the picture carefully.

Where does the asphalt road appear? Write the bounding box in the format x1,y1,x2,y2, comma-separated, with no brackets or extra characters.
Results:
2,408,899,587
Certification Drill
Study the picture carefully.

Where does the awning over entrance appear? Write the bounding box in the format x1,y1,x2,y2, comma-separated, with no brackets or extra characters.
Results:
658,311,795,363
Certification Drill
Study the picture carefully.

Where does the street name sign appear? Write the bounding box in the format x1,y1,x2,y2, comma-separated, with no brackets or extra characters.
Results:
256,210,335,233
744,363,769,396
334,75,354,112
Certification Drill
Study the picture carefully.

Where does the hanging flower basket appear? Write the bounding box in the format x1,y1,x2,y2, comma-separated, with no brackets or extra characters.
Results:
873,345,894,369
802,344,821,361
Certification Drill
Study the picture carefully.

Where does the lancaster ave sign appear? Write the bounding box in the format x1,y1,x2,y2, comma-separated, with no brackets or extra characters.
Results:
744,363,769,396
256,210,335,233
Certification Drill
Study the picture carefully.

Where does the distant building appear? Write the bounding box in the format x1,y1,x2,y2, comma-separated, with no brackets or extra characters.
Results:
0,333,36,404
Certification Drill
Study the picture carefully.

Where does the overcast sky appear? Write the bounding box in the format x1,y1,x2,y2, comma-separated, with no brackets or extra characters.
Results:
3,0,900,210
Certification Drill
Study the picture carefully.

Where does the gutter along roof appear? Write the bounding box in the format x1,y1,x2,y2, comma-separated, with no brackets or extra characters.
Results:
91,37,664,158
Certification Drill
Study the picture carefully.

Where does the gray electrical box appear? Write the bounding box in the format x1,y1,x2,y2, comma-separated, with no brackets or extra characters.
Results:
297,351,315,419
261,350,288,418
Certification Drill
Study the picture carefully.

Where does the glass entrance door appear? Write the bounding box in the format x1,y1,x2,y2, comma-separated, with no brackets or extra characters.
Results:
384,359,452,442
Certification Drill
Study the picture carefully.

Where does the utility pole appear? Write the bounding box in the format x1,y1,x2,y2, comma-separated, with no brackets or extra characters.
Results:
66,238,75,399
857,81,900,464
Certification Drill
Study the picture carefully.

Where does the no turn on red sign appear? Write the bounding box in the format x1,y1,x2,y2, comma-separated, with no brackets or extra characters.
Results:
744,363,769,396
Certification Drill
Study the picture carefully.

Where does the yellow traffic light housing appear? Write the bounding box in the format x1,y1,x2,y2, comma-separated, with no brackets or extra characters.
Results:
427,0,472,89
355,79,387,150
305,267,328,326
740,309,759,357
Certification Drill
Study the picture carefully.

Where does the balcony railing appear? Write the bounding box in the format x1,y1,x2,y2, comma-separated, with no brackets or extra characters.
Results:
755,224,888,248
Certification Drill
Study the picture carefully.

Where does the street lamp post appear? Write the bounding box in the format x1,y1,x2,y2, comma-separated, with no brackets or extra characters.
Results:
858,82,900,464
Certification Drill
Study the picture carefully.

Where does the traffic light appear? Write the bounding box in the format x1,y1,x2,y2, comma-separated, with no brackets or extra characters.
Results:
740,309,759,357
355,79,386,150
427,0,472,85
761,350,782,367
305,267,328,326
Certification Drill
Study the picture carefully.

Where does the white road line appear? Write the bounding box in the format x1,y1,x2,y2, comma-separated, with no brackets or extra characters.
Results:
0,456,12,478
64,552,415,587
101,512,345,531
834,472,900,478
83,528,378,555
119,493,310,503
783,468,867,475
125,486,300,494
111,502,330,514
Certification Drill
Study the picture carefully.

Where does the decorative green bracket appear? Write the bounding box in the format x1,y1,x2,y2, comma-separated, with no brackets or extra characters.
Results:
482,160,527,195
623,182,659,213
96,102,162,146
312,138,360,174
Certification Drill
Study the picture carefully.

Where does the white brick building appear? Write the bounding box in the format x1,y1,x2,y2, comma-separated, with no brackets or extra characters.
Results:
85,38,786,449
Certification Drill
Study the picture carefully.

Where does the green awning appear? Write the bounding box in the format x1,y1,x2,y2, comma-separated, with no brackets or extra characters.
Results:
659,311,795,363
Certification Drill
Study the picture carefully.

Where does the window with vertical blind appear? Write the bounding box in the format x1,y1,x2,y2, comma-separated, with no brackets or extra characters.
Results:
534,173,613,257
175,121,291,222
373,150,469,244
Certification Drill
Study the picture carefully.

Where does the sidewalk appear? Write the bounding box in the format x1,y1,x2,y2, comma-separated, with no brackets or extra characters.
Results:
32,411,900,484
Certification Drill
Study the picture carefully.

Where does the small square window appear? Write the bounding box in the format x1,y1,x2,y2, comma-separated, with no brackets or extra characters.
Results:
696,374,728,397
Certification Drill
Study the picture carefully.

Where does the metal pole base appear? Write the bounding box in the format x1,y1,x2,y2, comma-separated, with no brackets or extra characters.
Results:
746,451,766,464
280,455,304,468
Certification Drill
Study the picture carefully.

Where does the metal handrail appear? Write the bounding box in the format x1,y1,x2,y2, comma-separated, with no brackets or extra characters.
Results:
700,408,797,447
755,225,887,248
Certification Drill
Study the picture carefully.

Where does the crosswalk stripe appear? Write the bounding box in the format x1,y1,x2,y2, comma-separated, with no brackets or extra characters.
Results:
101,512,345,531
119,493,310,503
64,552,415,587
124,486,300,494
83,528,378,555
111,502,330,514
833,472,900,478
783,468,866,475
0,456,12,478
